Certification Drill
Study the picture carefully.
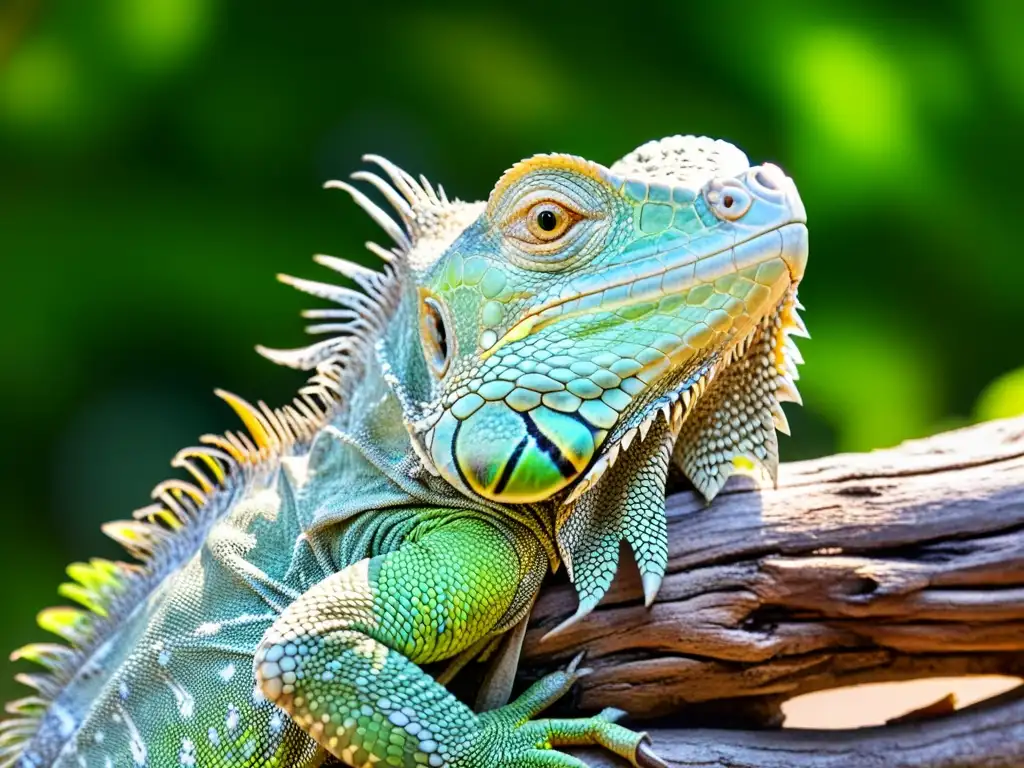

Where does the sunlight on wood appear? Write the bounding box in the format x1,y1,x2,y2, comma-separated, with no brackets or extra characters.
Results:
783,677,1023,729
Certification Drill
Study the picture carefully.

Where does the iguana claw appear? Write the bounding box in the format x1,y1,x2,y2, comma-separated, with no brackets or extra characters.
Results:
566,650,588,676
636,737,669,768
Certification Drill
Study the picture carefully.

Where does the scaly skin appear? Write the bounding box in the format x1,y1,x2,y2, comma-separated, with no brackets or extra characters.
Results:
2,136,808,767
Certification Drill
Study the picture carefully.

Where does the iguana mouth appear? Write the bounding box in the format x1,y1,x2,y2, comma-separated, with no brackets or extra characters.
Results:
489,221,808,356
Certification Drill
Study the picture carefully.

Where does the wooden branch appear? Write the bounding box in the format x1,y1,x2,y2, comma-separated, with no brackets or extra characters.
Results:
571,684,1024,767
520,416,1024,765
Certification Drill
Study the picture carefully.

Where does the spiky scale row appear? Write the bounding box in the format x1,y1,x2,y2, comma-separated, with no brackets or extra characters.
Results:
255,155,458,382
4,392,344,765
56,559,131,617
0,156,449,768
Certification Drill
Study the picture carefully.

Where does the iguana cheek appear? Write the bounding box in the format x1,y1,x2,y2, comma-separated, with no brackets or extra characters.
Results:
428,401,600,503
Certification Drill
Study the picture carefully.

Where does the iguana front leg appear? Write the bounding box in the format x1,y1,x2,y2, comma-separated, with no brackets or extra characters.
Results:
254,513,661,767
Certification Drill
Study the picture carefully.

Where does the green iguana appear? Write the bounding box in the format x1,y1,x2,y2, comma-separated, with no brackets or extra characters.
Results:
1,135,808,768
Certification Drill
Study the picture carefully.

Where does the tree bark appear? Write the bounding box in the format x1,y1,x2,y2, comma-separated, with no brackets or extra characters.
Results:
572,684,1024,767
520,416,1024,766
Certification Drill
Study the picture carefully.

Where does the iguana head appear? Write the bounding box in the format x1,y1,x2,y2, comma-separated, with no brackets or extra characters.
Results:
384,137,806,507
267,135,808,621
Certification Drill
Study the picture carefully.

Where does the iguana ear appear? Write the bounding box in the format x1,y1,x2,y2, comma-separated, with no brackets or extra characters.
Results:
549,419,675,638
673,290,807,500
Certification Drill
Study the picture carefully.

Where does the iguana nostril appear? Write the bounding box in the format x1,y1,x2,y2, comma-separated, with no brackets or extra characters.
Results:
754,164,785,191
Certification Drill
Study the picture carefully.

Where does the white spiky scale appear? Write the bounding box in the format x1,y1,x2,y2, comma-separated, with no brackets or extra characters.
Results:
312,253,380,282
324,179,411,251
2,157,436,764
349,170,415,225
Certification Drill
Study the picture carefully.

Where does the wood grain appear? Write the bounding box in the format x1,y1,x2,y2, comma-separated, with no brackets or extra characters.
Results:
520,417,1024,765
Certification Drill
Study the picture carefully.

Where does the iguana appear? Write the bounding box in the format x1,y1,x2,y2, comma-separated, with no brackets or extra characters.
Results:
1,135,808,768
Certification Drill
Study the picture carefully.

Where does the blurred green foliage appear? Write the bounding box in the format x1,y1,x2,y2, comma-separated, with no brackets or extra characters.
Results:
1,1,1022,703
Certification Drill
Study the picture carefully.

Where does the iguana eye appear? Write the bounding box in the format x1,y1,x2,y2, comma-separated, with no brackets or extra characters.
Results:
508,201,581,245
420,294,451,377
526,203,574,241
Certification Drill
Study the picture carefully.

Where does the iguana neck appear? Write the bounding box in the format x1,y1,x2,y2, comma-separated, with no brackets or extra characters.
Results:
309,342,561,568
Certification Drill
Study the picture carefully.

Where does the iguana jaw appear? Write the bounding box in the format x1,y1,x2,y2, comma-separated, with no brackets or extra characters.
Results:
557,157,807,501
562,218,808,505
566,284,805,505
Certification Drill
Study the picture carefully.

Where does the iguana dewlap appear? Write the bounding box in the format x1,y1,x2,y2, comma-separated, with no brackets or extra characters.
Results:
2,135,808,768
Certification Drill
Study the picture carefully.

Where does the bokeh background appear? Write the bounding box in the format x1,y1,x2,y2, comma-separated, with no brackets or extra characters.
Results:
1,1,1023,708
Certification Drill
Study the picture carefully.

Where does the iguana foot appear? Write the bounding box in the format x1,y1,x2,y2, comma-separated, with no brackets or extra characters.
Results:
458,653,667,767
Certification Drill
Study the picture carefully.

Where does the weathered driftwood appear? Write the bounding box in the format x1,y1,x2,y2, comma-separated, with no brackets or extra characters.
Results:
519,416,1024,766
572,684,1024,767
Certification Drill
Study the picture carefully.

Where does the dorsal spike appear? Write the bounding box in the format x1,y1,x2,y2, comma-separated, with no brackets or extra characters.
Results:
312,253,380,282
227,430,260,459
291,397,320,424
36,607,91,647
174,446,232,482
4,697,47,718
276,273,372,310
281,405,313,440
419,174,440,204
129,503,168,524
256,337,353,371
56,584,106,617
365,241,399,264
215,389,278,451
258,401,291,445
0,714,39,734
8,644,75,671
153,488,193,522
301,308,361,321
199,434,247,465
776,377,803,405
304,322,360,337
300,393,327,416
101,519,166,559
786,308,810,338
151,479,207,509
362,154,424,206
12,673,58,698
324,179,410,251
348,171,414,226
169,455,215,493
299,384,334,406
